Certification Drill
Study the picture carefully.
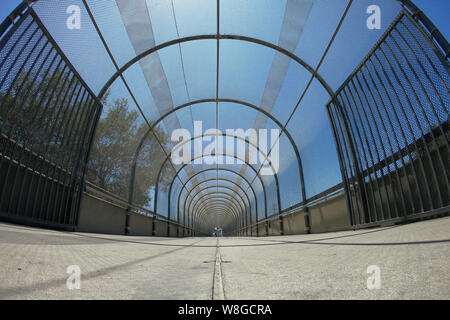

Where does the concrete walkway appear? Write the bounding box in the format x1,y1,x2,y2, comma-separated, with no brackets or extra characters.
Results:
0,217,449,299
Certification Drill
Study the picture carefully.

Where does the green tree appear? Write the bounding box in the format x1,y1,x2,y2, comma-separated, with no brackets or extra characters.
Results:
0,66,172,209
86,94,172,207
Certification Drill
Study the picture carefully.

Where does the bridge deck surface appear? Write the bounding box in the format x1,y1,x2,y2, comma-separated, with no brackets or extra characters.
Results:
0,217,448,299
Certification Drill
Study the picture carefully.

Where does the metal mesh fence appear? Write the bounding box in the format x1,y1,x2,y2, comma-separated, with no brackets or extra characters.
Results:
327,10,449,228
0,7,102,228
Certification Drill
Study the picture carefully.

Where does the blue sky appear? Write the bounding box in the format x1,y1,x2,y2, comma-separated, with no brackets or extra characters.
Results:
0,0,448,210
1,0,449,39
1,0,448,40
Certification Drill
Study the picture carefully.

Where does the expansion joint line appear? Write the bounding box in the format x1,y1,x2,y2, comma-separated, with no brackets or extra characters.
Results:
212,237,226,300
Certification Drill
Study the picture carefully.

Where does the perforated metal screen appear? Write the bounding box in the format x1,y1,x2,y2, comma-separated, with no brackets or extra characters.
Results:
0,6,102,228
327,10,449,228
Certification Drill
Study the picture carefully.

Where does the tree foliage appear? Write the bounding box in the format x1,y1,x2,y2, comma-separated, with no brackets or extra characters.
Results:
0,66,172,209
86,93,172,207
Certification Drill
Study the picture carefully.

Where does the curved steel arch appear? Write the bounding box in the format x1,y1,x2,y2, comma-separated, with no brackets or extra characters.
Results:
183,180,252,218
193,197,242,231
182,178,252,218
196,205,237,232
195,203,240,235
191,192,243,217
171,177,253,236
177,168,262,217
196,201,240,222
183,178,253,209
196,202,241,220
168,153,278,234
179,164,266,237
176,168,262,237
163,132,277,220
163,131,276,216
196,204,239,231
197,205,237,226
94,35,336,236
177,181,252,236
197,206,236,225
191,194,243,227
188,187,248,227
192,196,245,234
164,129,284,174
184,183,250,235
132,99,301,220
195,199,243,228
93,34,334,236
189,189,246,223
196,202,240,224
98,35,333,101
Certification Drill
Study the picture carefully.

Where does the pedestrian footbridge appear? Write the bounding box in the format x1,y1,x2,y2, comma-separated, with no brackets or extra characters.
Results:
0,0,448,300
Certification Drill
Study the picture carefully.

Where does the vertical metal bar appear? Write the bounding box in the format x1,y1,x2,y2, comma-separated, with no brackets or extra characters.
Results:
364,56,415,215
0,26,41,134
326,104,355,225
68,99,99,226
332,100,364,225
393,25,449,197
0,28,45,205
0,37,49,155
399,18,449,116
383,37,442,209
43,81,84,222
59,95,93,224
38,75,80,222
361,61,411,215
59,95,94,223
373,47,427,212
15,57,64,216
167,181,173,237
0,15,34,82
347,79,390,222
0,7,31,53
338,90,378,223
0,38,51,184
353,72,398,220
52,88,90,224
27,68,73,219
4,41,54,214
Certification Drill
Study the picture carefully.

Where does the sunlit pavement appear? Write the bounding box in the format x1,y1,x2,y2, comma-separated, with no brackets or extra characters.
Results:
0,217,449,299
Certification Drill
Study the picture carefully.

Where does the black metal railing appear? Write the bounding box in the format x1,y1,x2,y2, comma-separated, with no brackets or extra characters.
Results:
0,5,102,229
327,9,449,228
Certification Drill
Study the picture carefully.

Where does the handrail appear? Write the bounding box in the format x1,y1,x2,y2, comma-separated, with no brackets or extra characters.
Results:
240,183,345,231
84,181,189,228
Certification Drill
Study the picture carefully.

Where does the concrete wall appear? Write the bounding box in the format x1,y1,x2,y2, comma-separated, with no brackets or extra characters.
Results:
78,193,125,235
309,193,350,233
268,219,281,236
169,223,178,237
129,212,152,236
257,223,266,236
153,219,167,236
79,191,350,237
78,193,181,237
236,192,350,236
284,210,306,235
250,225,258,236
